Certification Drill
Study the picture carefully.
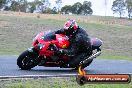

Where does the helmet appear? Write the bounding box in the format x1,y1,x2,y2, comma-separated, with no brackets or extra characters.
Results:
64,19,78,36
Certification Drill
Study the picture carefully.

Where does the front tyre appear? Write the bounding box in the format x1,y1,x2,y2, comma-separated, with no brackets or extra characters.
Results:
17,50,39,70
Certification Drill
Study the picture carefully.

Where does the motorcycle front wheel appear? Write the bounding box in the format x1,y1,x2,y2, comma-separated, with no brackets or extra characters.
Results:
17,50,39,70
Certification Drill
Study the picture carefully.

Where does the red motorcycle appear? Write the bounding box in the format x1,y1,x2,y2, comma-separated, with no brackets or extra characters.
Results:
17,31,102,70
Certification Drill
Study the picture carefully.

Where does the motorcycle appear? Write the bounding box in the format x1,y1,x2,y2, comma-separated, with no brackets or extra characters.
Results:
17,31,102,70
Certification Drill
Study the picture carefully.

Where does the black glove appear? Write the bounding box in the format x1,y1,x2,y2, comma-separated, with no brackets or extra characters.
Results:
57,49,64,54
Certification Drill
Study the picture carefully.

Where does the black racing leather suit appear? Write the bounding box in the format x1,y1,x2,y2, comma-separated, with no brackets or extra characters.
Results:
55,27,92,67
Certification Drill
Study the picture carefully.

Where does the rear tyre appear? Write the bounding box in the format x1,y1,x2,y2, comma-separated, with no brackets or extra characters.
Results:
82,59,93,68
17,50,39,70
73,59,93,70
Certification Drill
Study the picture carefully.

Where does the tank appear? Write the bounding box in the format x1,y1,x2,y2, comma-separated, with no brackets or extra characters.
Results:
56,34,70,49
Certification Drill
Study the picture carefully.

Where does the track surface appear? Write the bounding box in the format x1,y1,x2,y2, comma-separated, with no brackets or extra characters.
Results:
0,56,132,76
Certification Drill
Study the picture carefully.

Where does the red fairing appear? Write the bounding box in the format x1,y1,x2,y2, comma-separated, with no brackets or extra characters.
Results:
56,34,70,48
33,32,53,56
33,32,45,47
32,32,70,57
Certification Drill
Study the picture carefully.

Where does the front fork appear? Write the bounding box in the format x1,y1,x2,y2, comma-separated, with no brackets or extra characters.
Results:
27,47,40,63
28,47,39,54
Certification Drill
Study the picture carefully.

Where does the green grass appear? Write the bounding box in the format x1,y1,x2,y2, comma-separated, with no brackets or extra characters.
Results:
0,13,132,60
0,78,132,88
99,55,132,60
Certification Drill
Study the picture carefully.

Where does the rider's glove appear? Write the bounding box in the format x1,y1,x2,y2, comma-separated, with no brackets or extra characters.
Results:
57,49,64,54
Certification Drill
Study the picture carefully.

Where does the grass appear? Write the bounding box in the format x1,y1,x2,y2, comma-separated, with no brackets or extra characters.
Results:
0,12,132,60
0,78,132,88
99,55,132,60
0,12,132,88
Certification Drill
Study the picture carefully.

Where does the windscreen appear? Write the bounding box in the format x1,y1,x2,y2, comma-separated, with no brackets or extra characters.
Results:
42,31,56,41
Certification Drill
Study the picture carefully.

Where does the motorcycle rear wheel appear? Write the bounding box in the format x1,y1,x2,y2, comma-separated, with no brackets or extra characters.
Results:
17,50,39,70
82,59,93,68
73,59,93,70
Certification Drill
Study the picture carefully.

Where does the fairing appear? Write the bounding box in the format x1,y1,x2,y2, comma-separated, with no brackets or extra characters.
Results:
91,38,102,47
32,31,70,56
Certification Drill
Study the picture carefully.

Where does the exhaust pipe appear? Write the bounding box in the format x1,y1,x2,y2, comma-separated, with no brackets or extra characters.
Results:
80,51,101,66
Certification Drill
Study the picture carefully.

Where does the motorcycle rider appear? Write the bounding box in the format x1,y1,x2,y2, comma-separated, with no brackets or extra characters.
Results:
55,19,92,68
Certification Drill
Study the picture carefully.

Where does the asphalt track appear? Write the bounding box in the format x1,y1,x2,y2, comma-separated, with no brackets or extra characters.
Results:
0,56,132,76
